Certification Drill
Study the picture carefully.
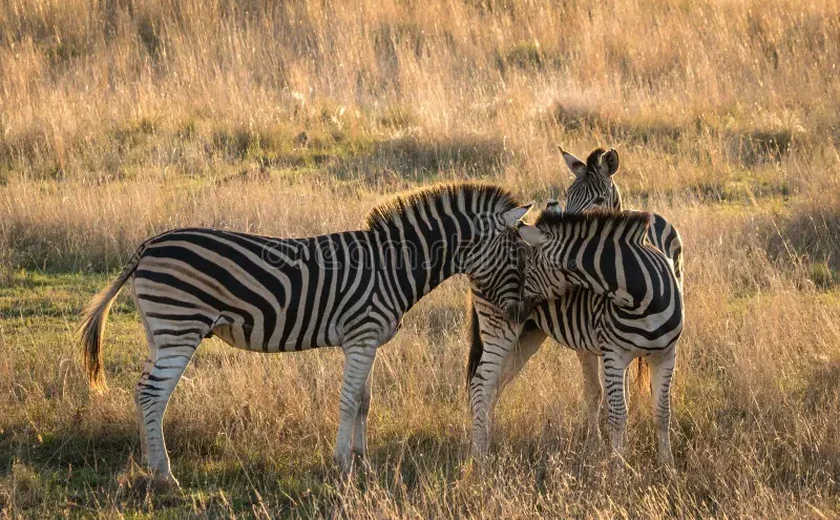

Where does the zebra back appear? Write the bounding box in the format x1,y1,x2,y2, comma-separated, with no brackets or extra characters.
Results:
562,147,683,287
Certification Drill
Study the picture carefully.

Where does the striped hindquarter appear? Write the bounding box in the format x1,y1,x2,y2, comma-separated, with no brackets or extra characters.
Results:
80,183,533,485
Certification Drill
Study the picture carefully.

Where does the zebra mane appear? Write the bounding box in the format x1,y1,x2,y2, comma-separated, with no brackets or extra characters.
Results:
364,183,519,232
534,208,651,240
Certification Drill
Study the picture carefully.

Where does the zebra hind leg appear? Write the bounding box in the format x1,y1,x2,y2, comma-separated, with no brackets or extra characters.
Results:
601,350,631,470
335,342,377,473
648,348,676,466
134,356,154,466
135,316,204,488
575,351,602,455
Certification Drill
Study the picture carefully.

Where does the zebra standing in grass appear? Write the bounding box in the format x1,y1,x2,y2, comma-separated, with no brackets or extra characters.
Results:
467,147,683,403
80,183,534,487
471,209,684,465
468,147,685,457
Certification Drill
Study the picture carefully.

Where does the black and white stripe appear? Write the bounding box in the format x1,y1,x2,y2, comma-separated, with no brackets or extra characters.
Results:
470,209,684,466
467,147,685,460
558,147,683,284
80,183,533,485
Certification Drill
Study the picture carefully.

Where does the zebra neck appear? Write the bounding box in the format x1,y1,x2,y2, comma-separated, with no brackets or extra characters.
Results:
370,227,463,315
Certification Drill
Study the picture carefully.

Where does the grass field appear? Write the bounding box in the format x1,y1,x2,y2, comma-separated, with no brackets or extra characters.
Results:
1,0,839,517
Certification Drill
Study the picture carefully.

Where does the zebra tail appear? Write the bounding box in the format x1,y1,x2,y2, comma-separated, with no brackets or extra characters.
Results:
466,293,484,398
78,247,144,391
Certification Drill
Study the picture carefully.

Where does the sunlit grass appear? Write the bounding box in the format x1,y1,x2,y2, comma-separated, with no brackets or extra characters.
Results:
1,0,839,516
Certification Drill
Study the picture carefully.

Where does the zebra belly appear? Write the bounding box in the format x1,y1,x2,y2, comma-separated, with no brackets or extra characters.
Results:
208,314,339,352
535,301,680,356
532,295,603,355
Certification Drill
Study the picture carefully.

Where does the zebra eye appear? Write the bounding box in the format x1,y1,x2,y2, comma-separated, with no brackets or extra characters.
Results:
593,196,606,205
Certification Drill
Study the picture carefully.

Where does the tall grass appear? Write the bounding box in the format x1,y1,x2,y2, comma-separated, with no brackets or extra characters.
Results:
0,0,838,186
1,0,839,517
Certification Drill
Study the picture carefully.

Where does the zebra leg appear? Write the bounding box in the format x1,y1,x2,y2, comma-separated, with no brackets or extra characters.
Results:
351,377,372,457
575,351,602,454
134,356,154,465
469,361,501,457
499,329,546,395
648,349,676,466
134,302,205,487
601,350,632,468
134,340,198,488
335,343,377,472
469,328,531,456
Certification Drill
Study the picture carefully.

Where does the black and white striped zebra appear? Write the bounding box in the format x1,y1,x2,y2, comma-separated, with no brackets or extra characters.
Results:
468,147,684,460
561,146,623,213
470,209,684,466
554,146,683,284
79,183,534,486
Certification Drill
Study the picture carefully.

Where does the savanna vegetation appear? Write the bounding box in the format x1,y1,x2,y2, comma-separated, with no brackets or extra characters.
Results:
1,0,839,517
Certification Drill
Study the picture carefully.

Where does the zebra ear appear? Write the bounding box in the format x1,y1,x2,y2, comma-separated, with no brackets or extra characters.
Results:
502,202,535,227
518,224,548,247
599,148,619,177
559,145,586,178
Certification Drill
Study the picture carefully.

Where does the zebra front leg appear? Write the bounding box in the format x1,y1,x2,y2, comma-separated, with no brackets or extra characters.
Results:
469,338,522,457
601,350,631,469
469,360,501,457
575,351,602,455
335,343,377,473
648,348,676,466
470,329,543,456
351,377,372,458
468,306,526,456
135,342,198,488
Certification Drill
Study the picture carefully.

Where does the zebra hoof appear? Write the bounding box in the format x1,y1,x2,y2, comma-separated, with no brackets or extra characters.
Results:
608,454,633,475
333,450,353,475
152,473,181,491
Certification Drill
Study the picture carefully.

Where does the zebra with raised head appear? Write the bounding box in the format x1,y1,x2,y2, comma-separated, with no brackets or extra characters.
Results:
471,209,684,465
79,183,534,486
554,146,683,284
468,147,685,459
561,146,622,212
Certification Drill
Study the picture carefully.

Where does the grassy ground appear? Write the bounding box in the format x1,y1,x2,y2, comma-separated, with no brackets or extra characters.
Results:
1,0,840,518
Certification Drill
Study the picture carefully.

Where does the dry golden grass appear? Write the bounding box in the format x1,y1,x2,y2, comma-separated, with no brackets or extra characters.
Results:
1,0,839,517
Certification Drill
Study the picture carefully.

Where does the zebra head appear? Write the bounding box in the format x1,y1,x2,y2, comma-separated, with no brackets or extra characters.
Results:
561,146,622,213
462,201,536,324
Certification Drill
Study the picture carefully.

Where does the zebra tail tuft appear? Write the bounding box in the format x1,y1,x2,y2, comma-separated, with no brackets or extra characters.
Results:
78,248,144,391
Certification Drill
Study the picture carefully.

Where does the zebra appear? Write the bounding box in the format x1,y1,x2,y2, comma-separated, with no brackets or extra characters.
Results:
79,183,534,487
554,146,683,284
470,208,684,466
468,147,685,460
561,146,622,213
